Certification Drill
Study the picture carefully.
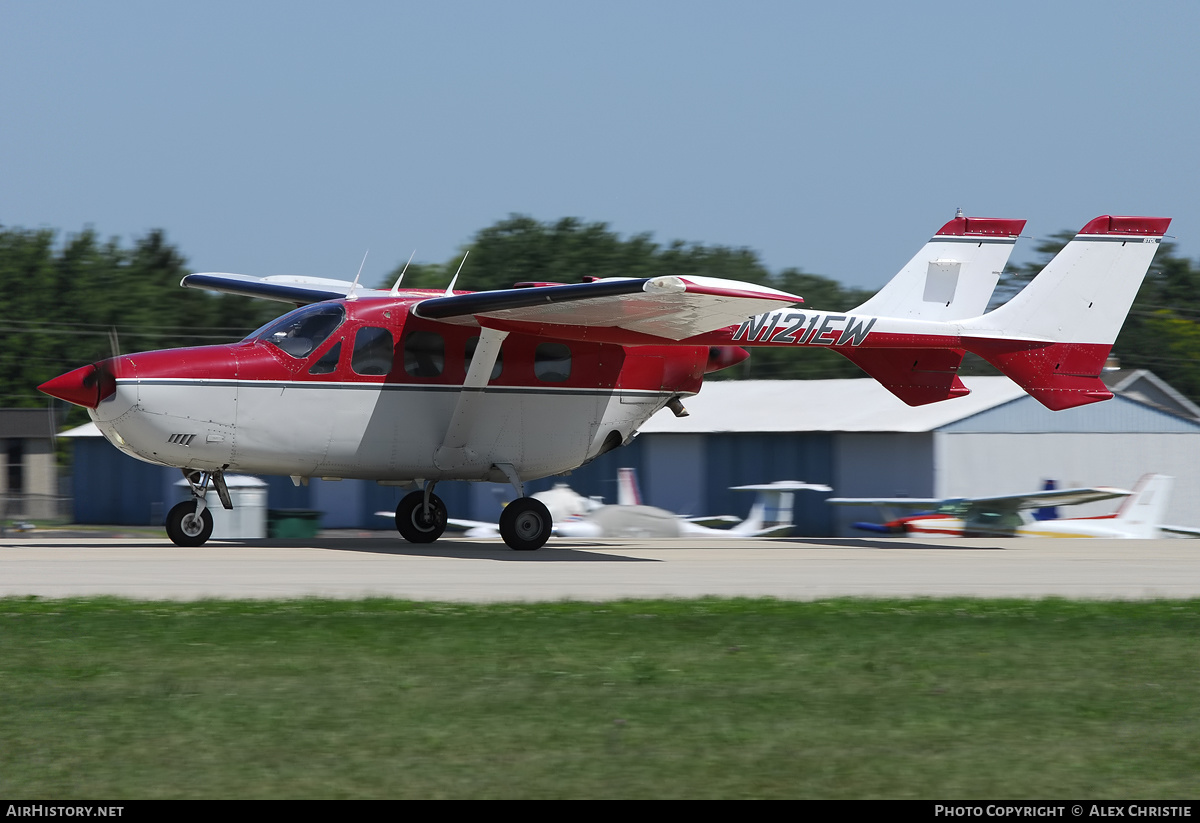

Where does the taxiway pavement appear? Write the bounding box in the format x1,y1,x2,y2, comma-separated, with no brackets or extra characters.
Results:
1,532,1198,601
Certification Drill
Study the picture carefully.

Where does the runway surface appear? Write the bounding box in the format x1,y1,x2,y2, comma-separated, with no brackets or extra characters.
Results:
2,531,1199,601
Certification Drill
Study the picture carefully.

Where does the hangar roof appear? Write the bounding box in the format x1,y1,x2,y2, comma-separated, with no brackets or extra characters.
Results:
642,376,1200,434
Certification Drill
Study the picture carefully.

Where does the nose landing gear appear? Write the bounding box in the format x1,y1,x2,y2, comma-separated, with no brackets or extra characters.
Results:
165,500,213,547
165,469,230,547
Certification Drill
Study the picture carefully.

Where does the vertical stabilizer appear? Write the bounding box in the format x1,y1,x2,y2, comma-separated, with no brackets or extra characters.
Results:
963,216,1170,410
616,467,643,506
852,215,1025,321
1111,474,1172,539
728,481,831,536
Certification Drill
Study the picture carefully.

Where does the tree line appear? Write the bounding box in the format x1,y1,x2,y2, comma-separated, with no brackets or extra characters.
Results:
5,216,1200,431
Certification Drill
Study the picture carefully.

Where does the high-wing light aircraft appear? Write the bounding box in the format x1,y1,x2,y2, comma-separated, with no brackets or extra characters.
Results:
551,468,831,538
829,474,1199,538
39,214,1170,550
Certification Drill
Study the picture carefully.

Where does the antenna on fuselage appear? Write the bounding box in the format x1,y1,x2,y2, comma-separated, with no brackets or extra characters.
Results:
389,250,417,296
346,250,369,301
444,250,469,296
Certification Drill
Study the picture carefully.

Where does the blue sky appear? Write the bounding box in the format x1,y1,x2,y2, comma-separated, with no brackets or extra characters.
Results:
3,0,1197,292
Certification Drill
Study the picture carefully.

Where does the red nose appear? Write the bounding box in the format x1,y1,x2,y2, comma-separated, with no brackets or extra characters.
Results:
38,363,117,409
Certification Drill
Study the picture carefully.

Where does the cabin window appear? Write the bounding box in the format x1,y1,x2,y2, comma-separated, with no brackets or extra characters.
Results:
404,331,444,377
464,336,503,381
534,342,571,382
250,304,345,359
352,327,395,376
308,341,342,375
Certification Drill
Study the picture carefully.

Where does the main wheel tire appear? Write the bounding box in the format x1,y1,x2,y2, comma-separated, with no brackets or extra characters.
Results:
499,497,553,551
165,501,214,547
395,491,448,543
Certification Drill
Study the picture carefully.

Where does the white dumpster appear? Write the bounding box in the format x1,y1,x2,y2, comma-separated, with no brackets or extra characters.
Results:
174,475,268,539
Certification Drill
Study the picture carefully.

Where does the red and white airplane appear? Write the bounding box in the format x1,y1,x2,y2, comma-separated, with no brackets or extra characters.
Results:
829,474,1200,538
39,214,1169,550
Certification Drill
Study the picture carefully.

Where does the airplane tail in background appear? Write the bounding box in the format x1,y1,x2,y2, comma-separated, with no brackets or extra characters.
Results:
732,499,771,536
616,467,643,506
729,481,833,537
960,216,1170,411
1109,474,1173,539
852,214,1025,322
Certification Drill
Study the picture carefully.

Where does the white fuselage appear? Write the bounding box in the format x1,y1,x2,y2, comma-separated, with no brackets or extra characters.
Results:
89,377,673,484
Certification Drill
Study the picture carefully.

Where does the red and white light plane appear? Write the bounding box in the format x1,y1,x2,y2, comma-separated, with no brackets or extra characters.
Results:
39,214,1169,550
829,474,1200,538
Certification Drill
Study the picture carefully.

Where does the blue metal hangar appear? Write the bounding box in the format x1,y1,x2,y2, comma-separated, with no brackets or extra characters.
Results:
60,372,1200,537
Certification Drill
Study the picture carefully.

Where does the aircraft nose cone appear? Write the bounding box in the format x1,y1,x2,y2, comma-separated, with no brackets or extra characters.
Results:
38,363,115,409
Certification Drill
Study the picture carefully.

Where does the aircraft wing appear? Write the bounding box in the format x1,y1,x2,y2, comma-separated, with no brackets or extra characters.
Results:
414,276,801,341
183,272,801,340
732,481,833,493
182,272,386,304
829,487,1131,513
966,487,1131,511
827,498,947,509
686,515,742,528
1161,525,1200,538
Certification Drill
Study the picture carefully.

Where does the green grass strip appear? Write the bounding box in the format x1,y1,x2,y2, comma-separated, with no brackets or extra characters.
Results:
2,596,1198,799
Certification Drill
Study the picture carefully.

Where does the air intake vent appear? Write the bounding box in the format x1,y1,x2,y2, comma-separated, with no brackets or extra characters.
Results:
168,433,196,447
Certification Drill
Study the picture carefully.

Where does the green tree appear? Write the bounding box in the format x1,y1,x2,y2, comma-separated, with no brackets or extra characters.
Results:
0,226,281,424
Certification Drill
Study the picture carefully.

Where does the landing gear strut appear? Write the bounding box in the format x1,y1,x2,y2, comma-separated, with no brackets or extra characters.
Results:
395,488,448,543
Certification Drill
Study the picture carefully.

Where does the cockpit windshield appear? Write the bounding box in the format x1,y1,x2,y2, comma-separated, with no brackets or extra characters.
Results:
247,304,346,359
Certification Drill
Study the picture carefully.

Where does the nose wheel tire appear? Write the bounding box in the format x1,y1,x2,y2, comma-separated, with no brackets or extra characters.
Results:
499,497,553,551
165,501,214,547
395,491,448,543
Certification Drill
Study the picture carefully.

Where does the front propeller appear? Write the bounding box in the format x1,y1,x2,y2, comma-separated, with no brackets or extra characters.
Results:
39,358,120,409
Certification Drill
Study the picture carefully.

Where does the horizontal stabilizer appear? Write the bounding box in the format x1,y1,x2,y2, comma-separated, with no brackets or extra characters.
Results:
962,339,1112,410
836,348,970,406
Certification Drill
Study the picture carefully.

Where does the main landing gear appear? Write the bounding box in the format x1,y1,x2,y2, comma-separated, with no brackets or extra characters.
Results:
394,489,448,543
165,469,230,547
499,497,553,551
393,483,554,551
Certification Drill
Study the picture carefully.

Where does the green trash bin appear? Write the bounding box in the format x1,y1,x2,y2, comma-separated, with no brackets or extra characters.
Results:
268,509,323,539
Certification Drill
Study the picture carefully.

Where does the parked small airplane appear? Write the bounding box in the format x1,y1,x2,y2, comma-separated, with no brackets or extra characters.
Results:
40,213,1169,550
828,474,1199,538
432,468,831,538
558,469,831,538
